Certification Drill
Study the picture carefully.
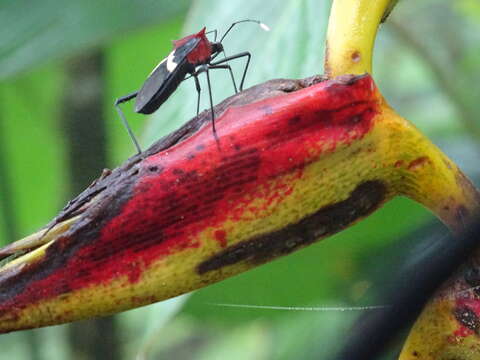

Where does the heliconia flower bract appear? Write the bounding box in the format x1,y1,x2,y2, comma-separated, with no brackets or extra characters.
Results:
0,74,477,336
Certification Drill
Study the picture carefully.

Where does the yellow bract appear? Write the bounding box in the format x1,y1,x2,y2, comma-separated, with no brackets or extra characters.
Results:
325,0,395,77
325,1,480,358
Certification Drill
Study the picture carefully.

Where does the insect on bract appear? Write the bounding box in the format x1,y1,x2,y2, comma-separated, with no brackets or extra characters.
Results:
114,19,270,153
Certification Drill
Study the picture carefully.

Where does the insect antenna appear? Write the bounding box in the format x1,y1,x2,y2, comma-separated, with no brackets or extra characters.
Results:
213,19,269,92
219,19,270,44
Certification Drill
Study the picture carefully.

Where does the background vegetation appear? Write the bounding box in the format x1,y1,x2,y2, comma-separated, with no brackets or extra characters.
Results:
0,0,478,358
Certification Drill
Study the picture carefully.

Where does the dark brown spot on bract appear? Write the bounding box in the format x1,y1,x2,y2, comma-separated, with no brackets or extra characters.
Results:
147,165,163,173
454,306,480,333
197,180,387,274
351,51,361,63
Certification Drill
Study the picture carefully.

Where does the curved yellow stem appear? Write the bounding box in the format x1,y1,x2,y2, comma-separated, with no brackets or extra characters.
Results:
324,0,480,230
326,1,480,358
376,100,479,231
325,0,394,77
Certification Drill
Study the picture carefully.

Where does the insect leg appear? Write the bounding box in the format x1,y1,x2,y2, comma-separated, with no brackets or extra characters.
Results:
192,66,218,140
192,73,201,116
208,64,238,93
114,91,142,154
203,67,218,140
210,51,222,62
114,91,137,105
210,52,251,91
210,50,238,93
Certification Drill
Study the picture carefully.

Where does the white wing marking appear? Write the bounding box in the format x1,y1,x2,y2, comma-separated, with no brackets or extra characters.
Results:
166,51,178,72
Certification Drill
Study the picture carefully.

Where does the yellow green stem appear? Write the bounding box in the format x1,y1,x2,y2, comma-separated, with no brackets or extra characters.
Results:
325,0,395,77
325,0,480,229
378,101,480,231
325,1,480,358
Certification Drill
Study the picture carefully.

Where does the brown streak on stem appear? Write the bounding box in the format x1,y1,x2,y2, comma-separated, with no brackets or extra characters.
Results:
197,180,387,274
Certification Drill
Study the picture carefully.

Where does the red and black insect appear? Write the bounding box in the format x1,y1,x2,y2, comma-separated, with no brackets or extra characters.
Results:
115,19,270,153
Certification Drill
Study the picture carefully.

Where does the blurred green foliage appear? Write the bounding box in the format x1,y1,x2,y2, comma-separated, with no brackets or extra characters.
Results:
0,0,479,359
0,0,190,80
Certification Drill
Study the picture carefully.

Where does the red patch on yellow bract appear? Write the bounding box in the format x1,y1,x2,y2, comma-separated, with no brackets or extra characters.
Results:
0,75,379,314
452,298,480,338
453,326,474,338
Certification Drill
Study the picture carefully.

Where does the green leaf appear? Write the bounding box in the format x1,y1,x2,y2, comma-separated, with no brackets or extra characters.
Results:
456,0,480,22
0,65,67,241
120,295,189,359
0,0,190,80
